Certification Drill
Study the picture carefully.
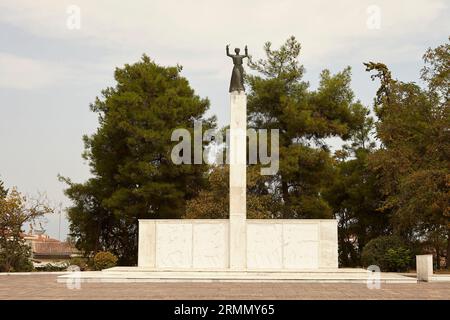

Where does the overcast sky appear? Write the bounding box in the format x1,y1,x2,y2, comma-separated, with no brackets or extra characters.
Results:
0,0,448,240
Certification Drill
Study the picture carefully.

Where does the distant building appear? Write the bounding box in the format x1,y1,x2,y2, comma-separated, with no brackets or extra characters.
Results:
22,230,79,266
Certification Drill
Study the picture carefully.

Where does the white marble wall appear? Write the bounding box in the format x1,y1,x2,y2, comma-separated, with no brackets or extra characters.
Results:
138,219,228,269
246,220,337,269
138,219,338,270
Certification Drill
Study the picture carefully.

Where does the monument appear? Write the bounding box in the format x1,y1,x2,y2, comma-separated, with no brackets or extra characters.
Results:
58,46,417,284
227,44,248,270
136,45,338,271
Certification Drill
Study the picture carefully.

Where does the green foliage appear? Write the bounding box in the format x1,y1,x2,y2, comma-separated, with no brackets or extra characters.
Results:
365,38,450,266
246,36,366,219
69,257,89,271
384,248,412,272
325,149,390,267
93,251,118,270
0,244,33,272
0,179,7,199
61,55,215,264
34,263,69,272
323,103,391,267
421,37,449,102
0,188,52,272
361,236,411,272
0,186,34,272
185,165,279,219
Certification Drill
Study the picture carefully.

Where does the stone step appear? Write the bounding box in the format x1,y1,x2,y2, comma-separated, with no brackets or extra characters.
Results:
58,269,417,284
103,267,369,273
431,275,450,282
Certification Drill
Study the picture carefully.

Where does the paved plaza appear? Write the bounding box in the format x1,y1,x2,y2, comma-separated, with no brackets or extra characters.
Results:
0,274,449,300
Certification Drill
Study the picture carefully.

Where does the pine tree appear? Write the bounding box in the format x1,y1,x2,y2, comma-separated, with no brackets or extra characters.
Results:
324,112,390,267
62,55,216,264
0,179,7,199
365,38,450,267
246,36,366,219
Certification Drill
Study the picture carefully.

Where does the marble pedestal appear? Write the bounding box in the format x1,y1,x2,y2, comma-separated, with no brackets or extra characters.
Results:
138,219,338,270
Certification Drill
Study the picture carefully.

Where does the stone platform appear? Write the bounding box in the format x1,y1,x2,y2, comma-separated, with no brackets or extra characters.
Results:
5,273,450,299
57,267,417,284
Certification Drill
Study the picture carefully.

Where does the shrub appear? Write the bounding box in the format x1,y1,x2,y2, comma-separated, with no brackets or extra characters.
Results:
0,243,34,272
34,263,69,272
361,235,412,272
384,247,412,272
93,251,118,270
69,257,89,271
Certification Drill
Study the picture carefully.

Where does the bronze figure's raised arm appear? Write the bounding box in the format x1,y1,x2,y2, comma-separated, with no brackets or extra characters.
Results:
226,44,232,57
226,44,248,93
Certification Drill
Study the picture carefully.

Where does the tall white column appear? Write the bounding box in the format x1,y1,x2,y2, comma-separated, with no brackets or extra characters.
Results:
229,91,247,269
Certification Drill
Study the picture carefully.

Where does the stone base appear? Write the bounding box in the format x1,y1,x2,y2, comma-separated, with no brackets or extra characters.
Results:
416,254,433,281
57,268,417,283
138,219,338,270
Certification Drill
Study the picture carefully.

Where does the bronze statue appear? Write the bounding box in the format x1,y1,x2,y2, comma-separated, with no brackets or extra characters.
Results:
226,44,248,93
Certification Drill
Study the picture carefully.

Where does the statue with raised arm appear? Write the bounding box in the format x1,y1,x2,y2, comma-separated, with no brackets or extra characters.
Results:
226,44,248,93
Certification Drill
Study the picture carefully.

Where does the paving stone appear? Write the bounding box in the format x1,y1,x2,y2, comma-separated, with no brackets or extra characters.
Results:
0,274,449,300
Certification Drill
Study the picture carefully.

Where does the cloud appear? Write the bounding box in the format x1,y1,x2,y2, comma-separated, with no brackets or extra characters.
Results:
0,51,116,90
0,53,70,89
0,0,447,65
